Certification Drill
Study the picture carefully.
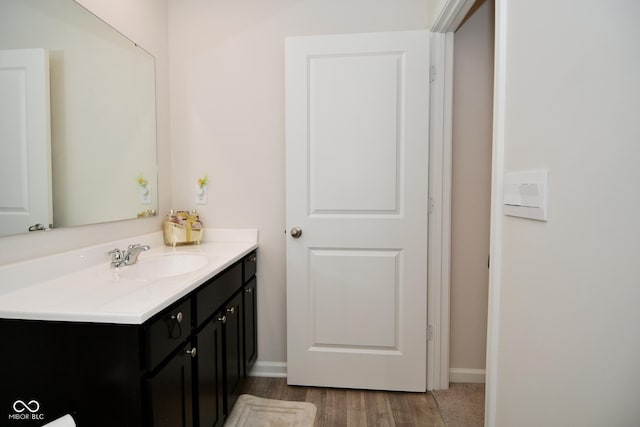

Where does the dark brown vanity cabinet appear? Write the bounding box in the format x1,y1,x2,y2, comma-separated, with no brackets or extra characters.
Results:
194,251,257,425
0,251,257,427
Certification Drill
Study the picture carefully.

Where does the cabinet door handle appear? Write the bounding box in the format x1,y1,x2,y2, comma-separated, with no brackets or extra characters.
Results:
186,347,197,358
249,256,257,263
171,312,183,323
226,307,235,315
218,315,227,324
245,288,253,294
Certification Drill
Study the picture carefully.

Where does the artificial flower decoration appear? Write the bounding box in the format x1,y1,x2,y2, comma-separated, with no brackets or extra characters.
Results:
197,175,208,189
137,176,149,188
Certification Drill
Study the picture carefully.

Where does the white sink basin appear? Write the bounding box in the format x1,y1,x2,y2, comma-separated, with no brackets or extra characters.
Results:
116,253,210,280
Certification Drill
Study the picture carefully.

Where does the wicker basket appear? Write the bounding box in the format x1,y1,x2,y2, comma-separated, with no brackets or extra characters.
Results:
163,210,204,246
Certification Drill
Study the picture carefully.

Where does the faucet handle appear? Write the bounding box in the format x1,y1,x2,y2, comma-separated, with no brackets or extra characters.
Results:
106,248,123,259
106,248,124,267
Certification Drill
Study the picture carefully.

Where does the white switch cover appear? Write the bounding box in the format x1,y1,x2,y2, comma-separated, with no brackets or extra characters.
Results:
504,170,548,221
196,185,208,205
139,185,152,204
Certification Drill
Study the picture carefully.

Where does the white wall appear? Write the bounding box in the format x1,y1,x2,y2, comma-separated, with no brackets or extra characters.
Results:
0,0,170,265
168,0,429,366
489,0,640,425
450,0,493,377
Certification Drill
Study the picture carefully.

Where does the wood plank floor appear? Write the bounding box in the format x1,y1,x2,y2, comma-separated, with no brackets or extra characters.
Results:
238,377,446,426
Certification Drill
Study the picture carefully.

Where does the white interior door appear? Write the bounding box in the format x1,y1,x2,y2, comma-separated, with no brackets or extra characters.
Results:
0,49,52,236
285,31,430,392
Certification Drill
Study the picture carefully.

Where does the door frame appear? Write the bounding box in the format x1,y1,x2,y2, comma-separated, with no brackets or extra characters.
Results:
427,32,452,391
427,0,478,391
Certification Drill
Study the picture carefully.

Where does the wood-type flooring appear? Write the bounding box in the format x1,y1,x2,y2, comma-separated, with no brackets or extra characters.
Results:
238,377,447,426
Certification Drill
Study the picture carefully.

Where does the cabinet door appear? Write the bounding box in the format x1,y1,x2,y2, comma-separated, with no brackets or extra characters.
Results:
242,252,257,283
223,292,243,414
196,315,225,427
243,277,257,376
147,343,194,427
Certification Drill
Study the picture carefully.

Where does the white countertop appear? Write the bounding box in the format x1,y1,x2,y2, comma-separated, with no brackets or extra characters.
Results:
0,229,258,324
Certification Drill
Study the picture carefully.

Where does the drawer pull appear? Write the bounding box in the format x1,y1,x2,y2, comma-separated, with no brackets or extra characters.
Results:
169,312,184,339
248,256,257,263
186,347,197,358
218,315,227,324
226,307,235,315
245,288,253,294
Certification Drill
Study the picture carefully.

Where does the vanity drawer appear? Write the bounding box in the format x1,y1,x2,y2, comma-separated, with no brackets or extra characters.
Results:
196,262,242,327
145,298,192,370
243,251,257,283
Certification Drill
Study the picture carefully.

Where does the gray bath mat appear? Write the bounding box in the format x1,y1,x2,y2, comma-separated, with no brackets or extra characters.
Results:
224,394,317,427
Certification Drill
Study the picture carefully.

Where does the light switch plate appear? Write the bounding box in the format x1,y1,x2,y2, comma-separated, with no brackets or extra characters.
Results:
196,185,207,205
504,170,548,221
139,186,151,204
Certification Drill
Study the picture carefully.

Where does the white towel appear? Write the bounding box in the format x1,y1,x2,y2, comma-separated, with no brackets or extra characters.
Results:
41,414,76,427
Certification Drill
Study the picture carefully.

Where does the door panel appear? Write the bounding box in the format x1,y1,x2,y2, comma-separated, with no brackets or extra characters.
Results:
243,277,257,376
310,249,399,348
223,292,243,414
0,49,52,235
309,53,401,214
147,343,193,427
196,316,224,427
285,31,430,392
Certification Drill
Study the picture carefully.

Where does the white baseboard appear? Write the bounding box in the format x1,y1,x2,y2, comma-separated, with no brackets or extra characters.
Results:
248,362,484,384
449,368,485,383
248,361,287,378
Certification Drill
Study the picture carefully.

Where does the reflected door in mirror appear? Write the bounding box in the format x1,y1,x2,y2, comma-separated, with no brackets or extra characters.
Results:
0,48,52,235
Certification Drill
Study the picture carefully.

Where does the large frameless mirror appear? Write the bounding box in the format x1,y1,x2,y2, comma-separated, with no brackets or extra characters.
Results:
0,0,158,237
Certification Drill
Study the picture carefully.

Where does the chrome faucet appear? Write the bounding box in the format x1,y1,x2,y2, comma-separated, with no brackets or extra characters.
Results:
107,244,150,267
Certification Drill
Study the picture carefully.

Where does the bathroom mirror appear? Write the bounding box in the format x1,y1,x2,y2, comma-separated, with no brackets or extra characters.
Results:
0,0,158,238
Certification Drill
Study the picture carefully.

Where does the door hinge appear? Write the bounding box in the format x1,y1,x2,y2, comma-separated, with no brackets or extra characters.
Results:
428,324,433,341
428,197,435,214
429,65,437,83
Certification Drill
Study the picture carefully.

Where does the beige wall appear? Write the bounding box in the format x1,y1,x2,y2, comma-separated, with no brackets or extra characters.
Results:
450,0,493,376
490,0,640,425
167,0,429,366
0,0,170,265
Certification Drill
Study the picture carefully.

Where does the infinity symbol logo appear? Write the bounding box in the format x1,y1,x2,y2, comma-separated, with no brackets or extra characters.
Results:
12,400,40,413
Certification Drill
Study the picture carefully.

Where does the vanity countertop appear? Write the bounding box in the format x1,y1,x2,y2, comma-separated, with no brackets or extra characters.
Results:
0,229,257,324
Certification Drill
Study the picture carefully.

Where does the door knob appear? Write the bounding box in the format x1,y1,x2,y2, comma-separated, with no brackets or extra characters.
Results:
290,227,302,238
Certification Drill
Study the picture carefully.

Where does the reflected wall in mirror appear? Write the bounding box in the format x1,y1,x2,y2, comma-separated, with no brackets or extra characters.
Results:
0,0,158,237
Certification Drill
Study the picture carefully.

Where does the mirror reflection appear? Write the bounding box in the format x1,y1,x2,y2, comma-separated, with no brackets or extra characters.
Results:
0,0,158,238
